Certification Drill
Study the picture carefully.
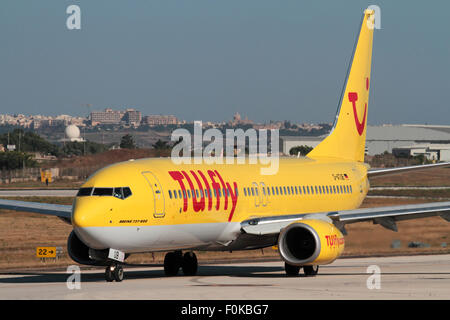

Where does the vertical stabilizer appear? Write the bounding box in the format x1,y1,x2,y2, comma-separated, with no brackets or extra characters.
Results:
307,9,375,162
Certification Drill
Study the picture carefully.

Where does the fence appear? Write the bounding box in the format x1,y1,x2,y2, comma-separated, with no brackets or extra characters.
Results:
0,166,104,184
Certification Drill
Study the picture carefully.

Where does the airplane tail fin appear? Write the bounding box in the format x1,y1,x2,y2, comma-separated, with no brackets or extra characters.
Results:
307,9,375,162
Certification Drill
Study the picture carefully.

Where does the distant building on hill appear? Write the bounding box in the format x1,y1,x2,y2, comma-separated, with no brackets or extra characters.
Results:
90,108,125,125
142,115,178,126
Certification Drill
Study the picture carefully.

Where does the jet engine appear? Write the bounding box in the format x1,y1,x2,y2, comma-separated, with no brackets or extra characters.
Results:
67,231,107,265
277,219,345,266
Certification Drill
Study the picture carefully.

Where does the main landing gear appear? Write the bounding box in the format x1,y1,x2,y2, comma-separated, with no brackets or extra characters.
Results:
105,264,124,282
164,251,198,276
284,262,319,277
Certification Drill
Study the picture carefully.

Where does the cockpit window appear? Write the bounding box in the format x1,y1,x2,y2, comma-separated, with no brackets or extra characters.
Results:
113,187,123,199
122,187,132,199
92,188,113,196
77,187,93,196
77,187,132,199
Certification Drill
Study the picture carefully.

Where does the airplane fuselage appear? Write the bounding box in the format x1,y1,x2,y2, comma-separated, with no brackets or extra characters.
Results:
72,157,369,253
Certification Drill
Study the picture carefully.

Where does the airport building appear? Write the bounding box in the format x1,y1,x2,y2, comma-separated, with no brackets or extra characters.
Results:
279,124,450,161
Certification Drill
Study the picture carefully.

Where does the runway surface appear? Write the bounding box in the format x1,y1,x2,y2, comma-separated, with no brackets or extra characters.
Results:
0,254,449,299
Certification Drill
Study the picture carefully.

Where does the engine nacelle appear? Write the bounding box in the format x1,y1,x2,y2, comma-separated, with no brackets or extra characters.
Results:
67,231,105,266
278,219,344,266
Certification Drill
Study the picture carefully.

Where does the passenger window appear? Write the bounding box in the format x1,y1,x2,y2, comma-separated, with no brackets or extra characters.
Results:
267,187,271,196
283,186,287,195
244,188,247,196
168,190,173,199
173,190,177,199
350,185,353,193
276,187,279,195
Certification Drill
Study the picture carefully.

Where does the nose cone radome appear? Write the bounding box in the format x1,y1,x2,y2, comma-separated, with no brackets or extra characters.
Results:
71,199,91,228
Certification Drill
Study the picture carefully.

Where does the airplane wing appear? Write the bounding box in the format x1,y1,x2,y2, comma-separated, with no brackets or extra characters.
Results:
240,201,450,236
0,198,72,224
368,162,450,178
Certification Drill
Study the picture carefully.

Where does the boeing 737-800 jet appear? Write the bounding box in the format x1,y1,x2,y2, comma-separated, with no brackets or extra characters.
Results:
1,8,449,282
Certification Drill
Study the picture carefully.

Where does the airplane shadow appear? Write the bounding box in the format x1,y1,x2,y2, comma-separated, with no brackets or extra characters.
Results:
1,264,449,284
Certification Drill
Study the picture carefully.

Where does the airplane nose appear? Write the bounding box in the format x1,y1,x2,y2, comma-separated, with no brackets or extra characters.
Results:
71,202,89,228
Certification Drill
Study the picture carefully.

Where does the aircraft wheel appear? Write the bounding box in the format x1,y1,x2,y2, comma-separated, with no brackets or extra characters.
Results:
113,265,124,282
181,252,198,276
164,252,181,276
284,262,301,276
105,266,114,282
303,265,319,277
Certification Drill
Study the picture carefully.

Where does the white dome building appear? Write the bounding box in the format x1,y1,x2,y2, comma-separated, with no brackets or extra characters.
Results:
63,124,84,142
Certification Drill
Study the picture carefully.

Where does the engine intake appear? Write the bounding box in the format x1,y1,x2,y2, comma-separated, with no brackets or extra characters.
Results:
278,219,344,266
67,231,105,265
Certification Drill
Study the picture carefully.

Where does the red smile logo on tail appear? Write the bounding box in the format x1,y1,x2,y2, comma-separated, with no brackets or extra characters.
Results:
348,77,369,136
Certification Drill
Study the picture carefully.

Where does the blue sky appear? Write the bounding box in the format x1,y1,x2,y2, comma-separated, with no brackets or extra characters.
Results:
1,1,449,124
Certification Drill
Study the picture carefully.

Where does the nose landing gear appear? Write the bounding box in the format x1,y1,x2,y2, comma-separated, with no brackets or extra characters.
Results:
103,250,199,282
105,264,124,282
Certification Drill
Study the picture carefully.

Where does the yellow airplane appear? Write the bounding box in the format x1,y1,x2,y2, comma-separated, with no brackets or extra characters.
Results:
1,8,450,282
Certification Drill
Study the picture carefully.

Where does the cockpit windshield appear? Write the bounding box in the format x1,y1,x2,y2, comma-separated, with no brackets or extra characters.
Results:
77,187,132,199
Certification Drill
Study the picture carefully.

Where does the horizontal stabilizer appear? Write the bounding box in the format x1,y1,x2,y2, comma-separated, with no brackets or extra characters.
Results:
368,162,450,178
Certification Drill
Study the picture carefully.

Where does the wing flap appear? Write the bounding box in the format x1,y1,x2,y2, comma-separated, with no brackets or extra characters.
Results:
328,201,450,224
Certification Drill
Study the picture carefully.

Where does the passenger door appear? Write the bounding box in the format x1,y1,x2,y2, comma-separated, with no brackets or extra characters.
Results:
142,171,165,218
